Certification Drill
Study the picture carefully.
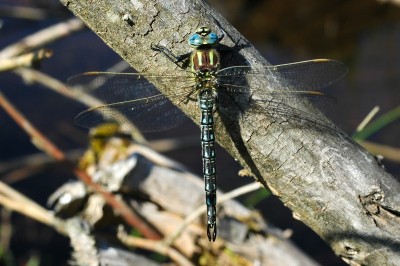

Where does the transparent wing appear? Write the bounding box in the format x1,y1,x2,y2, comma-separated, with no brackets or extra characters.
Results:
67,72,194,132
67,59,346,132
74,95,190,132
218,88,336,132
217,59,347,93
217,59,347,131
67,72,194,103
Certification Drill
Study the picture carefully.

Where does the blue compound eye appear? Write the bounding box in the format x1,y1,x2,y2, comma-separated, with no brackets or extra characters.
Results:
206,32,219,45
188,33,203,46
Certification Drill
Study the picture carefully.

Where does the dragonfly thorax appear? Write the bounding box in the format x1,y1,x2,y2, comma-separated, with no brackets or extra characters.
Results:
190,49,220,73
194,69,218,91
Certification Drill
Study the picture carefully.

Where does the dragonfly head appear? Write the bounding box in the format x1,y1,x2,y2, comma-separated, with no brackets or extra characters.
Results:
188,26,220,48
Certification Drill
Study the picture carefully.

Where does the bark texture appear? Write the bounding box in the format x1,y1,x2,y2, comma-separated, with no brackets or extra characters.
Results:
59,0,400,265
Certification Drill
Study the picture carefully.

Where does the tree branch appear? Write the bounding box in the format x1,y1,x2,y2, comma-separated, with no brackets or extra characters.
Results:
60,0,400,265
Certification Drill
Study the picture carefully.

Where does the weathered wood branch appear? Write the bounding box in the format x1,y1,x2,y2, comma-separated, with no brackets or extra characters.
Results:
50,137,321,265
60,0,400,265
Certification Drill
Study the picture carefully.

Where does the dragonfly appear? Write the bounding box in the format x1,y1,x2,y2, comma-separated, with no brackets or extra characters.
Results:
68,26,347,242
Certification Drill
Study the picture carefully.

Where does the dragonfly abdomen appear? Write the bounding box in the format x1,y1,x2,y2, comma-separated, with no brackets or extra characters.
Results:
198,90,217,241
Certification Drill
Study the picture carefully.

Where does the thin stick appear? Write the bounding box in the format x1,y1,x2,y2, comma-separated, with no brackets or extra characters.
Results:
0,149,83,177
359,140,400,163
163,182,262,245
0,181,63,231
0,5,48,20
14,68,147,143
0,91,160,240
0,18,84,59
15,68,106,107
0,180,190,266
0,49,53,72
118,227,194,266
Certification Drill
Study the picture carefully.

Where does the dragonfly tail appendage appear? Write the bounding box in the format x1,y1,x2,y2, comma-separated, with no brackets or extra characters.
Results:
207,223,217,242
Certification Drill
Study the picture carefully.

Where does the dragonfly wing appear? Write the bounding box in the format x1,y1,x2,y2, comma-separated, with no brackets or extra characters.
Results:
267,59,347,91
254,97,336,131
68,72,194,132
74,94,189,132
67,72,194,103
217,59,347,93
218,89,336,132
216,59,347,130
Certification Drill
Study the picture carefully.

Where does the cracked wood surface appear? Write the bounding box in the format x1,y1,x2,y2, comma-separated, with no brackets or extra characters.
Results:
60,0,400,265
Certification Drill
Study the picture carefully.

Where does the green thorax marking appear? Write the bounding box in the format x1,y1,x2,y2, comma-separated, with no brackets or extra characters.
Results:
190,48,220,73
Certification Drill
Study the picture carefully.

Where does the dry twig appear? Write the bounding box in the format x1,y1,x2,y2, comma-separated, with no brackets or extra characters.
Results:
118,227,194,266
0,49,53,72
0,5,50,20
0,92,160,240
0,181,62,230
0,17,84,59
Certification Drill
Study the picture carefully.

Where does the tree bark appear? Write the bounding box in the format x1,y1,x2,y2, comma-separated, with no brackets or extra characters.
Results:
59,0,400,265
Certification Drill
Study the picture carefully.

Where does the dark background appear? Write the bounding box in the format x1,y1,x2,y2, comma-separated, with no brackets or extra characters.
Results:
0,0,399,265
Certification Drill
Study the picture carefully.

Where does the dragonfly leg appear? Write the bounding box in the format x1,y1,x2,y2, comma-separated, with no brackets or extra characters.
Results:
151,44,191,69
212,93,219,114
176,90,197,105
185,90,198,102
